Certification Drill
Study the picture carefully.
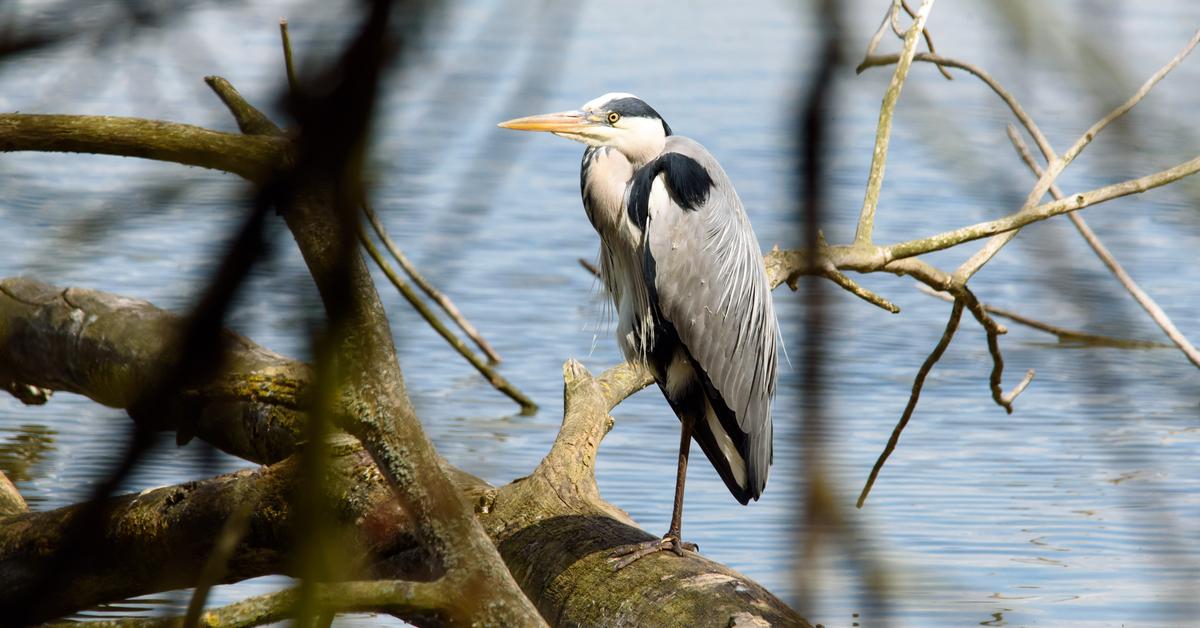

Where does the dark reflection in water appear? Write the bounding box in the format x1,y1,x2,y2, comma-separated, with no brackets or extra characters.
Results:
0,424,56,485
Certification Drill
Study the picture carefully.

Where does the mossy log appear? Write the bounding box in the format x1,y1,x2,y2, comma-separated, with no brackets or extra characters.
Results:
0,277,808,627
0,277,308,465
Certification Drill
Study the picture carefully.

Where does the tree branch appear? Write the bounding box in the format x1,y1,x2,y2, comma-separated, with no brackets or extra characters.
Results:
854,0,936,245
1005,126,1200,368
0,470,26,517
0,285,803,624
953,28,1200,281
0,114,285,181
857,299,963,508
0,277,308,465
959,292,1033,413
358,224,536,412
917,284,1172,348
882,155,1200,262
859,38,1200,367
362,198,503,364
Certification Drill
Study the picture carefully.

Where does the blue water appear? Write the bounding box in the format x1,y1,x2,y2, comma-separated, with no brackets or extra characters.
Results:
1,1,1198,626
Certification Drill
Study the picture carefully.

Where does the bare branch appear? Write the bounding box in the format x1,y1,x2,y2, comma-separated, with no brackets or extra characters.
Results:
357,225,536,412
820,263,900,313
0,277,309,465
860,42,1200,367
854,0,936,245
0,114,285,180
883,155,1200,261
917,284,1172,348
858,52,1053,159
899,0,952,79
861,0,901,62
960,291,1035,414
362,199,503,363
1006,126,1200,368
955,28,1200,280
279,18,298,93
857,299,964,508
205,76,283,136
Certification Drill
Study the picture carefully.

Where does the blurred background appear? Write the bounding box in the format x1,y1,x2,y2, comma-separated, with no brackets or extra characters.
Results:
0,1,1198,626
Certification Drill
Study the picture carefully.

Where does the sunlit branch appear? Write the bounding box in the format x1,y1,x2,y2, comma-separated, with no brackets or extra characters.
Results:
1005,126,1200,368
882,155,1200,262
358,225,536,412
0,113,285,180
853,0,936,245
954,28,1200,281
362,199,503,363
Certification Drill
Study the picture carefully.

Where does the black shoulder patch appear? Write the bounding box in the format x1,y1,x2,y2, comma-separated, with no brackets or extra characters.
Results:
660,153,714,211
627,152,714,229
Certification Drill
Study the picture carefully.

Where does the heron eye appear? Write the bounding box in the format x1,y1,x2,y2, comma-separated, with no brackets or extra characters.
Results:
607,112,620,124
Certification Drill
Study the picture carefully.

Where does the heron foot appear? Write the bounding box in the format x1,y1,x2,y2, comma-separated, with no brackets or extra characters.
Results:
607,534,699,571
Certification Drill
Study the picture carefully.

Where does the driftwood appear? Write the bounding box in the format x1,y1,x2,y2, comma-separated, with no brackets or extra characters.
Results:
0,277,808,626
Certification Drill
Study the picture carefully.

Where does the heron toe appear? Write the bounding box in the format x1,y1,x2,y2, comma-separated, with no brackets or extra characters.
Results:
607,535,699,571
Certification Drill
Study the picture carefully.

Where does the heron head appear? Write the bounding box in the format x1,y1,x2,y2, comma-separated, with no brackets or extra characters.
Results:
499,92,671,166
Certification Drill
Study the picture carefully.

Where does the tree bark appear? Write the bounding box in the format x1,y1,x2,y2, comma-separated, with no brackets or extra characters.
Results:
0,277,307,465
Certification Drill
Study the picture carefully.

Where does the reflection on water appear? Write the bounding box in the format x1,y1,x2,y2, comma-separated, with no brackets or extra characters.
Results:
0,424,56,486
0,0,1199,626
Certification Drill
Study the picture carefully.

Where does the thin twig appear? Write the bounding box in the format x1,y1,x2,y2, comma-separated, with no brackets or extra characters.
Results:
204,76,282,136
917,284,1172,349
358,225,537,413
820,262,900,313
858,52,1052,159
857,299,963,508
578,257,600,279
279,18,298,92
362,199,503,363
854,0,936,245
1006,126,1200,367
860,45,1200,366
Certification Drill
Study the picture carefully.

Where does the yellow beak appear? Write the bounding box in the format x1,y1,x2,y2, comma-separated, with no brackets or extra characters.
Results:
497,110,591,133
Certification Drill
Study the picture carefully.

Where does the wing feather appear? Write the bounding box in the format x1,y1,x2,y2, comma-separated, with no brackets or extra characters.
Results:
640,136,779,498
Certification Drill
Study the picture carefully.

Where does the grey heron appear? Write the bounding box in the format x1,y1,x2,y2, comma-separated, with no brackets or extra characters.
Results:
500,93,779,568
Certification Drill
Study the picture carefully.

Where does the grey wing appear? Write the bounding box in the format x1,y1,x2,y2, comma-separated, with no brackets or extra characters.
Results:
641,136,779,497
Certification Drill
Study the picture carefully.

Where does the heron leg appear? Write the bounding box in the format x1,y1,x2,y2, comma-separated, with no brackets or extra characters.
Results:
607,414,700,571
